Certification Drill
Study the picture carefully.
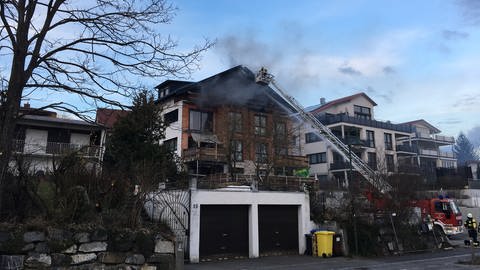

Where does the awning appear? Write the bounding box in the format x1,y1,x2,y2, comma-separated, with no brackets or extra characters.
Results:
191,133,221,144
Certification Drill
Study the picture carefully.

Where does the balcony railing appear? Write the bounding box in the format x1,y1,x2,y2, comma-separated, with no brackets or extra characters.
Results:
182,147,226,163
12,140,102,158
413,133,455,143
439,151,454,158
316,114,413,133
330,161,350,171
396,144,417,153
198,173,318,192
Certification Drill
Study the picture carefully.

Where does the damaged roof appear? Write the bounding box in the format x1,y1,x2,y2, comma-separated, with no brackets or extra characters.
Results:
155,65,295,113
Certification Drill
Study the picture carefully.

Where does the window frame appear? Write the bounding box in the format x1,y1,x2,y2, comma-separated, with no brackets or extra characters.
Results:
189,109,213,132
164,109,178,126
366,130,375,148
231,140,243,162
354,105,372,120
255,143,268,163
254,114,267,136
305,132,322,143
384,133,393,150
228,111,243,133
307,152,327,164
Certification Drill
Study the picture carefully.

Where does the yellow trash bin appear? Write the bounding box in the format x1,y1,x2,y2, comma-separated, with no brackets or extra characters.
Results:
314,231,335,257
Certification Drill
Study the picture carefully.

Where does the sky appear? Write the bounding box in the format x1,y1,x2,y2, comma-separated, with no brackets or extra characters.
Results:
18,0,480,146
154,0,480,145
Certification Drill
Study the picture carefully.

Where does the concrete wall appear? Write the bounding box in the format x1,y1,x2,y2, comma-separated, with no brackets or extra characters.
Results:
189,190,311,263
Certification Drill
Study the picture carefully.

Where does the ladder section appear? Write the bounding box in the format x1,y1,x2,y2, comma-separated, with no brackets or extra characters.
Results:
255,68,392,193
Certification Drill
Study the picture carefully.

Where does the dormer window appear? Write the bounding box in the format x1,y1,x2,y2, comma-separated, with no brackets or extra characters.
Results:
354,105,371,120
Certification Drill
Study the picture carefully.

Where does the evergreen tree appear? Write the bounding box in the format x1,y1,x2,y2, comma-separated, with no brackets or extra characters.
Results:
453,132,479,165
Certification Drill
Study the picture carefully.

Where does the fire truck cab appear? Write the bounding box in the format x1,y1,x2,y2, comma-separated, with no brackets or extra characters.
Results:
414,196,463,236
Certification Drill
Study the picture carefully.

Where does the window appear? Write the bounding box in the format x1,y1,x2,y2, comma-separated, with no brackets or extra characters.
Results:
368,152,377,170
305,132,322,143
163,138,177,152
384,133,393,150
275,146,288,156
231,140,243,161
254,115,267,136
228,112,242,132
189,110,213,132
354,105,371,120
386,154,394,172
308,152,327,164
274,122,286,138
366,130,375,148
164,109,178,125
255,143,268,163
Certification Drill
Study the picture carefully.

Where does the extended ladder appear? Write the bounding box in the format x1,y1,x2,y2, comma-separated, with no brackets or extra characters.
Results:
255,68,392,194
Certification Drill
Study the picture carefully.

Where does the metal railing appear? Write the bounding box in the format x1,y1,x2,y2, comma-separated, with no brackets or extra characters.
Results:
316,114,413,133
396,144,417,153
12,140,102,157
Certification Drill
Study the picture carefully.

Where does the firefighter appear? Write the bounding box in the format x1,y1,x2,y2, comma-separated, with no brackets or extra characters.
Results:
465,213,479,246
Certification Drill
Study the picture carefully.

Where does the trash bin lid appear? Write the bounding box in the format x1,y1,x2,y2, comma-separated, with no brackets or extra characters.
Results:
314,231,335,235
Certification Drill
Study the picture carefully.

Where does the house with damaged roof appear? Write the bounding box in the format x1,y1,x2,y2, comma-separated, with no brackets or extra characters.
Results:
155,65,315,262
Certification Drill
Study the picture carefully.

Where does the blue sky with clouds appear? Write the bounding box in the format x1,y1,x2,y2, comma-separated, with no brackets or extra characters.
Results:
159,0,480,141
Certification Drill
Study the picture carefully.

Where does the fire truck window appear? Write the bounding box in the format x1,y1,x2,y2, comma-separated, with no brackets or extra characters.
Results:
434,202,442,212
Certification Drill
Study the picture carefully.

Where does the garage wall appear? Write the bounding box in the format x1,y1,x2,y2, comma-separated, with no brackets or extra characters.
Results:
189,190,310,263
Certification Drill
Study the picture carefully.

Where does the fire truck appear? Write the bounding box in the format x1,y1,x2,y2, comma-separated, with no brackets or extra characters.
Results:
412,196,463,236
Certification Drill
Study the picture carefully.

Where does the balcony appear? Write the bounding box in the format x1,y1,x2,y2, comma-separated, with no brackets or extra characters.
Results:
397,164,422,174
12,140,102,158
316,114,413,133
330,161,350,171
182,147,226,163
413,132,455,144
418,149,455,159
396,144,417,154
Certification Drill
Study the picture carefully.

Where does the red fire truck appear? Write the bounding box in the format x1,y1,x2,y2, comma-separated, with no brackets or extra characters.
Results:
412,196,463,236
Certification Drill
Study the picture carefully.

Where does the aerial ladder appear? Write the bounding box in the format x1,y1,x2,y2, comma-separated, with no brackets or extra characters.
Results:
255,67,392,194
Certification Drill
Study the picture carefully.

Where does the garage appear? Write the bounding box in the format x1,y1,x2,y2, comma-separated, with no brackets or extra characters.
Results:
259,205,299,254
199,205,249,258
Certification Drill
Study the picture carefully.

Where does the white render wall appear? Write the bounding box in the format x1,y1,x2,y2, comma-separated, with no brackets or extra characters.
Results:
24,128,48,154
189,190,311,263
70,133,90,146
161,100,183,157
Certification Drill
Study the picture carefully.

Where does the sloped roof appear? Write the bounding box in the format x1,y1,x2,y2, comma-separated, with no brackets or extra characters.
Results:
401,119,441,134
96,108,130,129
18,114,101,131
308,92,377,113
156,65,295,113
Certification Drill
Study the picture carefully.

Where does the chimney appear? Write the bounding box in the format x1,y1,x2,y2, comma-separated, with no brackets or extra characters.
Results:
24,102,30,109
320,97,326,105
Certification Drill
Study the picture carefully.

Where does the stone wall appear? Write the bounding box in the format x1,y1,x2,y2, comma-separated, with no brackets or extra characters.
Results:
0,227,178,269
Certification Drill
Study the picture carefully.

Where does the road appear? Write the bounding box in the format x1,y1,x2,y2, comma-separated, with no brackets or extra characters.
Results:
185,243,480,270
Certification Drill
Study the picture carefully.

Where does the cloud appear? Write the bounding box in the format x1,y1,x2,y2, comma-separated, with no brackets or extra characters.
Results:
453,94,480,108
365,85,392,103
382,66,395,74
436,118,462,125
457,0,480,25
442,30,469,40
338,65,362,76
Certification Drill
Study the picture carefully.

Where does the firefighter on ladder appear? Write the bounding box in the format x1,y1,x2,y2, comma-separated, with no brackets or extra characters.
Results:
464,213,479,246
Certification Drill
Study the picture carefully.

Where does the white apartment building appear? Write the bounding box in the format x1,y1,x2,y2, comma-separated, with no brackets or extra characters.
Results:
303,93,457,186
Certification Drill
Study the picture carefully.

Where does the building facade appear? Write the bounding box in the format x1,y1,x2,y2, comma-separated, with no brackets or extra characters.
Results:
11,104,105,173
303,93,457,185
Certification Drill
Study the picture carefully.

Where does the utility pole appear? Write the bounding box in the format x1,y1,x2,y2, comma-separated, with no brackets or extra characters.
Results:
348,141,359,255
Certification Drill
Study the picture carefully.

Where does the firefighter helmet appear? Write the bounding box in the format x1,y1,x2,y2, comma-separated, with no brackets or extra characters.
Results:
467,213,473,218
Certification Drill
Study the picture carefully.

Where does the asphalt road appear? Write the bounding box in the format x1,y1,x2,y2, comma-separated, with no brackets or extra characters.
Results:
185,243,480,270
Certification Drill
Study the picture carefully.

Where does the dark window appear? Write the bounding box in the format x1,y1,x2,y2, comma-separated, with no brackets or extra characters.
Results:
164,137,177,152
386,154,395,172
275,146,288,156
231,140,243,161
255,143,268,163
189,110,213,132
305,132,322,143
228,112,242,132
164,109,178,125
366,130,375,148
368,152,377,170
254,115,267,136
308,152,327,164
354,105,371,120
318,175,328,181
384,133,393,150
274,122,286,138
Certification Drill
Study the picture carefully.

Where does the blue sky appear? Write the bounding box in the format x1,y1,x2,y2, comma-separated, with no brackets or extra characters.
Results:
159,0,480,143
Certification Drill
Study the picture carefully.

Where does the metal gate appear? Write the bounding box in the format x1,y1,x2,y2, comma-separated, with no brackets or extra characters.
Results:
144,190,190,257
200,205,249,258
259,205,298,254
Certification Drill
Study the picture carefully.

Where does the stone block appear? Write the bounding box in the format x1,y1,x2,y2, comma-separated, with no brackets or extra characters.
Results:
48,228,73,242
148,254,173,270
125,254,145,265
35,242,50,253
97,252,127,264
25,253,51,268
0,255,24,269
71,253,97,265
23,231,46,243
51,253,72,266
62,244,78,254
79,241,108,252
74,232,90,243
154,240,174,254
140,265,157,270
22,243,35,251
0,231,12,242
110,232,135,252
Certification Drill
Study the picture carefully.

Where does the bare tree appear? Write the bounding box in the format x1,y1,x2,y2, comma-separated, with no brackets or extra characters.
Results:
0,0,212,210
